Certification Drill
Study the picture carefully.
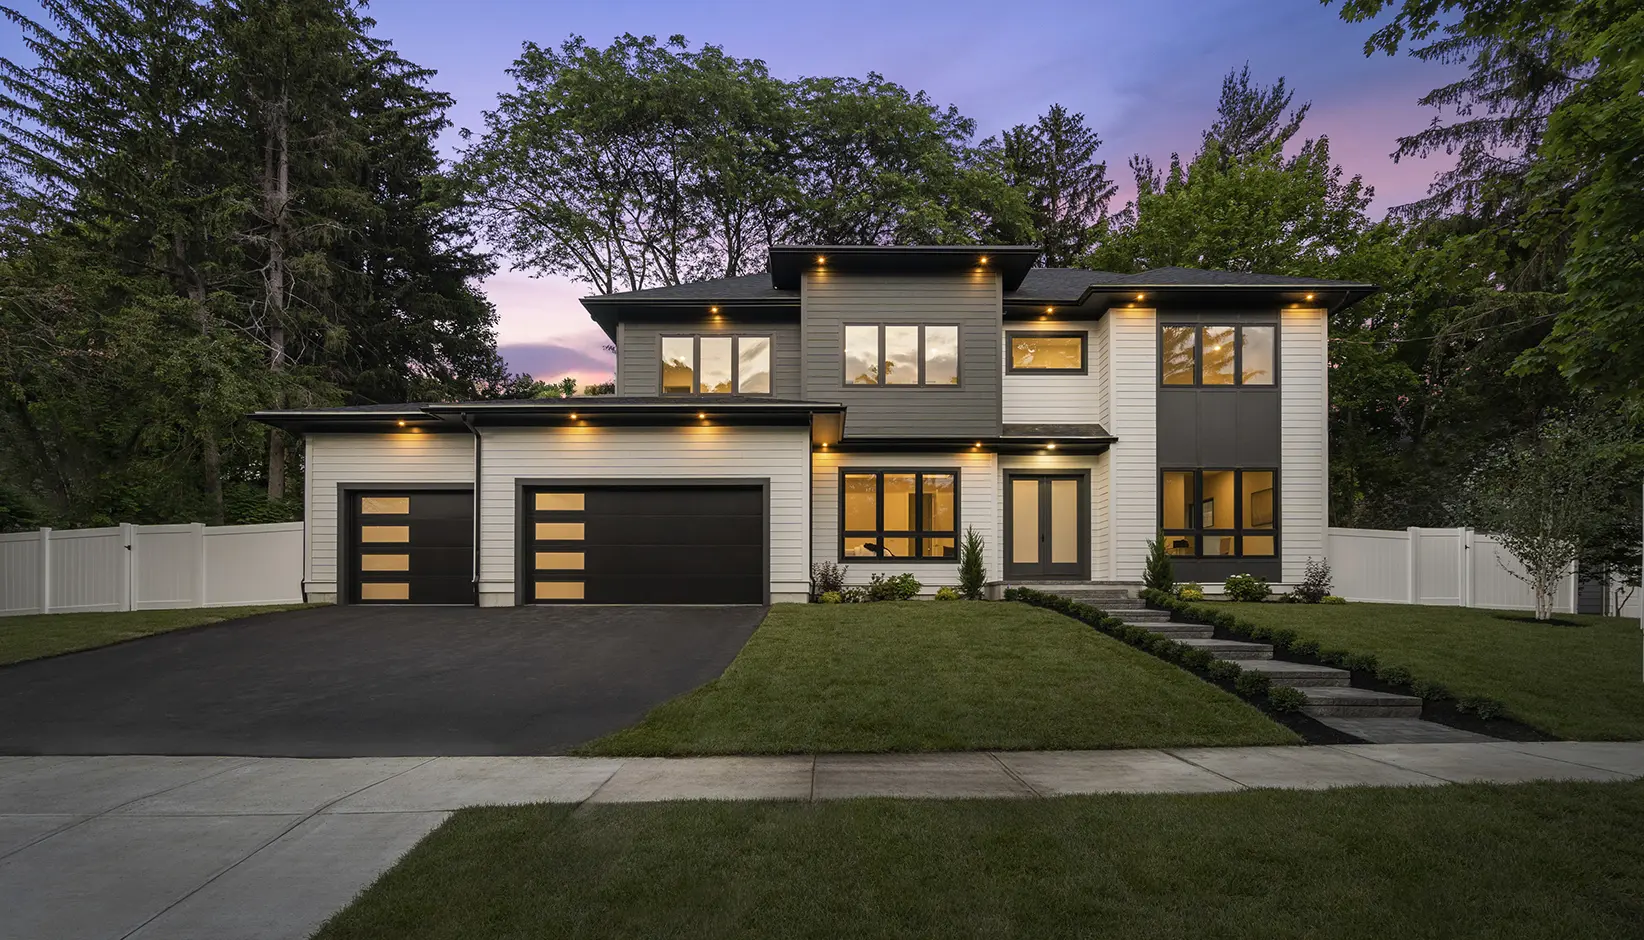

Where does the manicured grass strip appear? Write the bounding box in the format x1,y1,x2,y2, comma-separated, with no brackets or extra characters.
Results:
578,601,1295,755
1219,602,1644,741
0,605,313,665
314,780,1644,940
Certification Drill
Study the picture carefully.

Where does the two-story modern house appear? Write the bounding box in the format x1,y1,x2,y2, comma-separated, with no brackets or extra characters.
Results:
254,245,1373,606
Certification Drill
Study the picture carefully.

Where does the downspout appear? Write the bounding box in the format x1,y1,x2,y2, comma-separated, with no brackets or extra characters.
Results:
464,413,481,606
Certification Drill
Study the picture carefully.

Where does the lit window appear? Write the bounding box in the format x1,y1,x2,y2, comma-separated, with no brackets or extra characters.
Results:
534,493,584,512
359,496,409,514
1007,332,1085,372
841,325,962,386
1160,324,1277,386
660,335,774,394
840,469,959,561
1159,469,1278,558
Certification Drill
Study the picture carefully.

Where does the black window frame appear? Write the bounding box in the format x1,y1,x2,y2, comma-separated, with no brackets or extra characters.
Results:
1004,330,1089,374
841,323,963,387
1158,467,1280,559
838,468,962,563
1158,323,1279,387
658,333,775,395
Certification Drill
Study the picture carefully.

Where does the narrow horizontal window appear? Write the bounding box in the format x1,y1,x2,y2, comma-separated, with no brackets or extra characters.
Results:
535,522,585,541
360,525,410,543
536,552,585,570
360,582,409,601
359,554,409,572
536,581,585,600
1007,332,1085,372
359,496,409,515
534,492,584,512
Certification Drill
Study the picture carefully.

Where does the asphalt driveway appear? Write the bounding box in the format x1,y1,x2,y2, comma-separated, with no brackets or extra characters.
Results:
0,605,765,757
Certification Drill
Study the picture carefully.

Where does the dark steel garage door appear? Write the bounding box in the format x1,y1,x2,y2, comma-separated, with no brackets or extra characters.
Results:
347,490,475,604
526,484,765,604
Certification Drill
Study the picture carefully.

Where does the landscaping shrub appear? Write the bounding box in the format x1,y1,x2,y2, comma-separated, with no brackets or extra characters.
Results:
819,591,842,604
1223,573,1271,602
840,586,869,604
1180,647,1215,671
1292,557,1333,604
1321,594,1347,605
958,526,988,600
1411,678,1451,701
867,572,922,602
1144,533,1175,593
1320,649,1352,667
810,561,847,597
1206,660,1243,683
1343,652,1380,675
1267,686,1308,712
933,586,960,601
1175,582,1204,601
1290,637,1320,658
1234,671,1273,698
1268,628,1299,652
1458,696,1507,719
1376,664,1414,687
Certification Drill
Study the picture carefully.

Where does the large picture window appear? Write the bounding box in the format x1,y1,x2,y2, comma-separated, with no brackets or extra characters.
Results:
1160,324,1276,386
661,335,772,394
843,324,960,386
1006,331,1087,373
841,469,959,561
1160,468,1277,557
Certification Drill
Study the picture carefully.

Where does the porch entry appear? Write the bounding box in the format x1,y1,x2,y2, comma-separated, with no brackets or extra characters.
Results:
1004,473,1089,580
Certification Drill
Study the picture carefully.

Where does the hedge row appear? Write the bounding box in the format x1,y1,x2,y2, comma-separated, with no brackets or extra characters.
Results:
1139,588,1509,720
1003,587,1309,714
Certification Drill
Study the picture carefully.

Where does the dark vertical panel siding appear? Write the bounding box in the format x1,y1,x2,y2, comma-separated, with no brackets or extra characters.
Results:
801,273,1002,437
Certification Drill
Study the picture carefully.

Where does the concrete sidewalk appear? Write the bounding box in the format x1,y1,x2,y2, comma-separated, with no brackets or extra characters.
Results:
2,742,1641,940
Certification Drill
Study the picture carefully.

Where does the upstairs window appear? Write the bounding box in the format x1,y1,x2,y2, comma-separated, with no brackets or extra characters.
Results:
661,335,772,394
1160,468,1277,558
844,324,960,386
1006,331,1086,373
1160,324,1275,386
841,469,959,560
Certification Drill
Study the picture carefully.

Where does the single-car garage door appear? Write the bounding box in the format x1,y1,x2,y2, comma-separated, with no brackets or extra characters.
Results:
526,484,764,604
347,490,474,604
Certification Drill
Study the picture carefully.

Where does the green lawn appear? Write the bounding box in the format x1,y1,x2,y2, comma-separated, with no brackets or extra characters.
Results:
578,601,1294,755
313,780,1644,940
0,604,312,666
1220,601,1644,740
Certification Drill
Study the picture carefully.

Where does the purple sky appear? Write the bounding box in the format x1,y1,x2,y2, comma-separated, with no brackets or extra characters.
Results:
3,0,1461,385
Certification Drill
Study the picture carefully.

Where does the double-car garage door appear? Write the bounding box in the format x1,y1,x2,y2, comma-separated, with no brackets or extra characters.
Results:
346,485,764,605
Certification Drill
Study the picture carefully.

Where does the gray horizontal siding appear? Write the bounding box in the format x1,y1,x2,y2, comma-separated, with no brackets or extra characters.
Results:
617,318,802,397
801,273,1002,438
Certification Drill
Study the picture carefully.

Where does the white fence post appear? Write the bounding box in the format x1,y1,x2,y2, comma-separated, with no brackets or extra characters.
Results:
38,527,51,614
118,523,135,612
192,522,208,607
1405,526,1419,605
1460,528,1474,609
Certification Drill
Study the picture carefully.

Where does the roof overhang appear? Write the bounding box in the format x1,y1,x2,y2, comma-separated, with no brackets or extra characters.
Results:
771,245,1041,291
580,295,798,341
247,409,458,435
825,435,1116,455
1006,283,1377,317
252,399,847,434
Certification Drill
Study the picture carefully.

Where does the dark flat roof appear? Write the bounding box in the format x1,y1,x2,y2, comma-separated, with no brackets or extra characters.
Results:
768,245,1041,290
251,397,846,432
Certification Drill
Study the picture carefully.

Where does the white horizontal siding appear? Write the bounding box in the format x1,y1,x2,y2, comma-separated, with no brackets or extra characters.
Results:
1106,306,1157,579
1001,320,1104,424
304,432,475,596
812,451,998,589
479,426,811,603
1280,307,1328,582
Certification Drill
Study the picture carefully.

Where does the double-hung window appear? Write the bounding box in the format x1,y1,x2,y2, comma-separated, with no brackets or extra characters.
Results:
661,335,772,394
841,470,959,560
843,324,960,386
1160,469,1277,557
1160,324,1275,386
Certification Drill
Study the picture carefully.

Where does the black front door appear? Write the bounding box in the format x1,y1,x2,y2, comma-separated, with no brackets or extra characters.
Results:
347,490,474,604
1004,475,1087,580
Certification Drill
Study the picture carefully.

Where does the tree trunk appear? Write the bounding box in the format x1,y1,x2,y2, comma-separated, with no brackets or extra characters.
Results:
265,94,290,502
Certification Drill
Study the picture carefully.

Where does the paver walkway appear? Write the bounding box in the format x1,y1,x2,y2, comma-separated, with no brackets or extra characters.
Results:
3,743,1641,940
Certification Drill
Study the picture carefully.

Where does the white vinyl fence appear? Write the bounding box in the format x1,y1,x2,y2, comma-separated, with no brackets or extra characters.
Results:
0,522,304,617
1326,526,1640,617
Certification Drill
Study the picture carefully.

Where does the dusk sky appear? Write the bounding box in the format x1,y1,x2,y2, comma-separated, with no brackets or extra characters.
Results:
3,0,1463,385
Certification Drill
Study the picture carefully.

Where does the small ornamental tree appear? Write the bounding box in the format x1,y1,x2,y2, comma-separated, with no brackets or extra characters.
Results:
1465,416,1631,621
959,526,988,600
1144,533,1174,593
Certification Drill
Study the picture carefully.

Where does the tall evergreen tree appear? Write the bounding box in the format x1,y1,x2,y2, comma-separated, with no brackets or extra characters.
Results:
1205,63,1310,164
991,104,1115,266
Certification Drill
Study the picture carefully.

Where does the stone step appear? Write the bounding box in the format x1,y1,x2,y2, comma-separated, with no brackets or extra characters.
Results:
1237,659,1350,687
1138,622,1214,640
1176,637,1273,660
1299,686,1423,718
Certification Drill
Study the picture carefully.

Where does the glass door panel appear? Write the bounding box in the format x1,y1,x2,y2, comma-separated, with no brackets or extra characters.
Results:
1011,479,1040,565
1050,479,1079,565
